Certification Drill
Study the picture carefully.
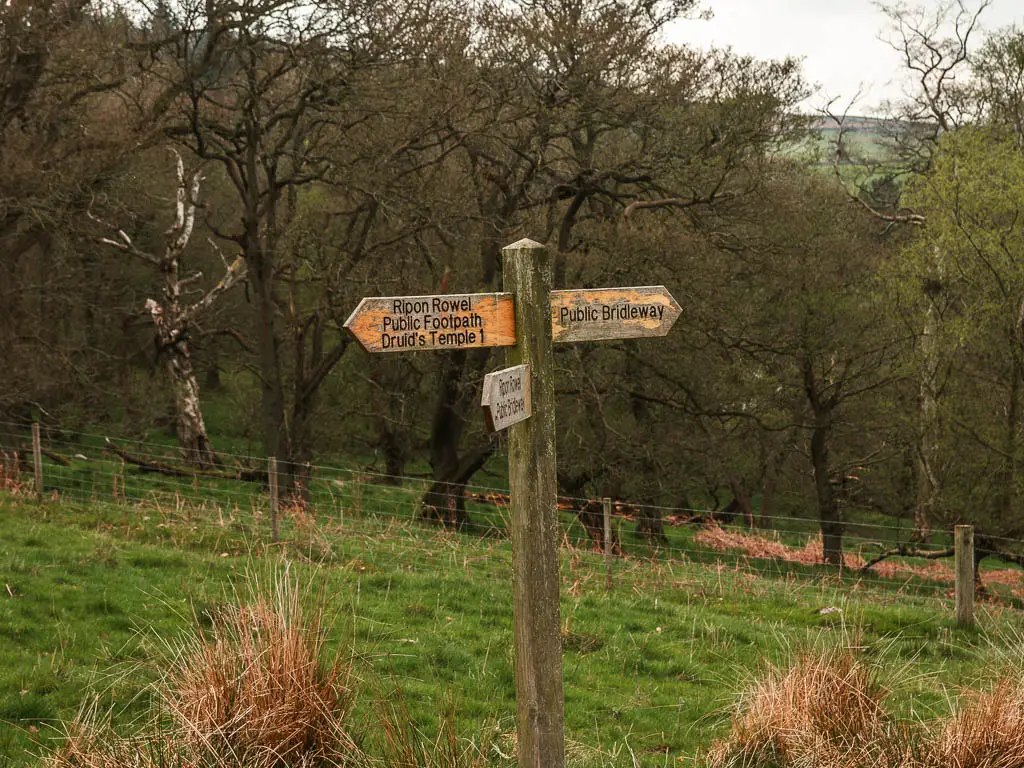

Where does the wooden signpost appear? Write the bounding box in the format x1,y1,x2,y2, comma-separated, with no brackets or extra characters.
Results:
344,292,515,353
550,285,680,343
481,364,532,432
345,241,681,768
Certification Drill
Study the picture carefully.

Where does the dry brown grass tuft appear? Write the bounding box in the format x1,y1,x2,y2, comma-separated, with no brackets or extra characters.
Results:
923,678,1024,768
161,567,358,766
51,728,193,768
705,648,909,768
47,697,199,768
49,567,361,768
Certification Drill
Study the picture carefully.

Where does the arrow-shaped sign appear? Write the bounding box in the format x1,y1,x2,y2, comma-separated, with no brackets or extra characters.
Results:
550,285,681,343
344,292,515,353
481,364,532,432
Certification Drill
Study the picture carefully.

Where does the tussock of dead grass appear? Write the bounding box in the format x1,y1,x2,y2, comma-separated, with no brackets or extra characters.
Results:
49,566,360,768
53,727,194,768
705,647,1024,768
925,679,1024,768
705,648,910,768
161,568,357,766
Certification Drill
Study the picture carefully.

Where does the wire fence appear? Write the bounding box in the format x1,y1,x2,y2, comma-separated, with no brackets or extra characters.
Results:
2,419,1023,606
4,420,1022,768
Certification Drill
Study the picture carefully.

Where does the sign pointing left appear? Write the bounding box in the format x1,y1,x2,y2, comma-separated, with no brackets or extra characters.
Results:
344,292,515,353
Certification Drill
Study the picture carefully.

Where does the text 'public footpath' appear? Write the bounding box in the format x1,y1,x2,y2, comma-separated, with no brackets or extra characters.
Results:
382,296,486,350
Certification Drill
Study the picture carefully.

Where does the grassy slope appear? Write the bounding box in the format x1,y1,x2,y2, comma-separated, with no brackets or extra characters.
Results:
3,492,1022,767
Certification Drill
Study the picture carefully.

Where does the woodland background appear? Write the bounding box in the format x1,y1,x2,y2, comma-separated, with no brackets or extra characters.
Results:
4,0,1024,567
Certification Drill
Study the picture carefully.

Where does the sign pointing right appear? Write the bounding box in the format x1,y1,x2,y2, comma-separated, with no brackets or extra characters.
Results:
550,285,681,343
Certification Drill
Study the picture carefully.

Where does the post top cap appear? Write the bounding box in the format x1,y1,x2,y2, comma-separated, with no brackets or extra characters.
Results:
502,238,546,251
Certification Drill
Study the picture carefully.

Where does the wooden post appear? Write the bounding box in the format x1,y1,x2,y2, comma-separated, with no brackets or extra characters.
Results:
269,457,279,544
502,238,565,768
955,524,974,627
603,497,613,592
32,423,43,502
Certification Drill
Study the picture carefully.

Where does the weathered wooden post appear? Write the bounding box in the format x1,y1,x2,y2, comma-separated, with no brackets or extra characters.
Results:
269,456,280,544
955,524,974,627
32,423,43,502
603,497,613,591
344,241,682,768
503,238,565,768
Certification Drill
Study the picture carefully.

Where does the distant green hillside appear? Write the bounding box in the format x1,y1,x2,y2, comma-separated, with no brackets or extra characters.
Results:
792,115,919,166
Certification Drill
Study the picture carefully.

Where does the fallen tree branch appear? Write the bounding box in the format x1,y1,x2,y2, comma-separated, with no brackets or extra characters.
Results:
103,440,263,482
18,445,71,467
859,544,954,573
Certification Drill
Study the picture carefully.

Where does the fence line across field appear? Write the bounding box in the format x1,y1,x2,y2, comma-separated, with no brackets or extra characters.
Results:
0,442,996,613
3,419,1007,538
2,500,965,607
9,426,1011,550
2,422,1011,609
2,423,985,528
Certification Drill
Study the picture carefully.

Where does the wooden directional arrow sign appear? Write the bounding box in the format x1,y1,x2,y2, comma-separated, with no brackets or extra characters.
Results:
550,285,681,343
481,364,532,432
344,292,515,353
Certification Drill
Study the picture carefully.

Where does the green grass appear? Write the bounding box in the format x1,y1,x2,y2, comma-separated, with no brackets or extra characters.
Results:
25,434,1002,586
4,488,1024,767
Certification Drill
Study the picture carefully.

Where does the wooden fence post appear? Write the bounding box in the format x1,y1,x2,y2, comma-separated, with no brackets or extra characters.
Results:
269,457,279,544
502,238,565,768
32,423,43,502
955,524,974,627
604,497,613,592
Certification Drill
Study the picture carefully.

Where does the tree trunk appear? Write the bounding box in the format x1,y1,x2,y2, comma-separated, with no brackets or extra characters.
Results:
421,479,468,528
810,416,843,567
249,245,287,470
635,505,667,546
998,349,1021,525
165,341,216,467
96,153,241,469
377,419,406,484
421,347,492,527
421,445,494,530
914,299,940,541
729,478,755,527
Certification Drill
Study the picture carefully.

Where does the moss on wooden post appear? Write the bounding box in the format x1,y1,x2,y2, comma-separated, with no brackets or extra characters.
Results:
502,238,565,768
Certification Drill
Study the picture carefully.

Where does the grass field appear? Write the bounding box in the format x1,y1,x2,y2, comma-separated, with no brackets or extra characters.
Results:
4,476,1024,767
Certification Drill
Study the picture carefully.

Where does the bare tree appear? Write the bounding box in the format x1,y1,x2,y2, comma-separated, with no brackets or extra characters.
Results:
92,151,245,466
129,0,440,490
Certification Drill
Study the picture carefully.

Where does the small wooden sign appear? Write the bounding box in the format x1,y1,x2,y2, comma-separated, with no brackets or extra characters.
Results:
550,286,681,343
345,292,515,353
481,364,532,432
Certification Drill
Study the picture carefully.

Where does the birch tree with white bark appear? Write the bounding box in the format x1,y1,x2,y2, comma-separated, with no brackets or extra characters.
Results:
93,150,245,467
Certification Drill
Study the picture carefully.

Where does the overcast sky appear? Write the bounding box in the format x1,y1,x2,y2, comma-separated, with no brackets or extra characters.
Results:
665,1,1023,114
